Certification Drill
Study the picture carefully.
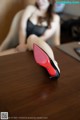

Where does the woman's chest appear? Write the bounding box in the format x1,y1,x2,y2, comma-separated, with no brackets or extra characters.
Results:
29,11,48,26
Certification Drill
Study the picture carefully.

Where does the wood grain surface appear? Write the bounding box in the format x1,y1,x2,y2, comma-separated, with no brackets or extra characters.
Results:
0,48,80,120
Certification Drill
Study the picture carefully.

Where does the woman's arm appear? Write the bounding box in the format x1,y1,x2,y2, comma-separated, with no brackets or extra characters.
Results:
19,5,36,44
39,14,60,46
52,18,60,46
16,5,36,52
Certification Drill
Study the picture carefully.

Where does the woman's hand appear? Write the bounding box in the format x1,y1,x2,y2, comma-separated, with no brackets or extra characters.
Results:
16,44,27,52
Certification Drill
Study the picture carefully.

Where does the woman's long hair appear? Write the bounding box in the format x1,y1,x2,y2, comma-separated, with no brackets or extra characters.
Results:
35,0,55,28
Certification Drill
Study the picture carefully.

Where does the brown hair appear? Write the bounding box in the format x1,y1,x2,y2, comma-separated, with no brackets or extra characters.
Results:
35,0,55,28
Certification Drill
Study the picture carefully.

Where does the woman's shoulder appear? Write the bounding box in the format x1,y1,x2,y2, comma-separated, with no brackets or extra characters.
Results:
53,13,60,23
24,5,37,12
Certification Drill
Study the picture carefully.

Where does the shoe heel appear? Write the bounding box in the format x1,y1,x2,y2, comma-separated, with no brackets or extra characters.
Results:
33,44,57,76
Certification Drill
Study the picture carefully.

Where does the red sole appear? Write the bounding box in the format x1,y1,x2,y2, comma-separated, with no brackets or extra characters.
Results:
33,44,56,76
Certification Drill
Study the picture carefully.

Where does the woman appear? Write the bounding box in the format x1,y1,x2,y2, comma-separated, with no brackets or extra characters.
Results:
0,0,60,79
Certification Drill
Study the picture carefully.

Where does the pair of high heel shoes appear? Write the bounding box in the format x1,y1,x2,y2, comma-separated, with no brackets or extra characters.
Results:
33,44,60,80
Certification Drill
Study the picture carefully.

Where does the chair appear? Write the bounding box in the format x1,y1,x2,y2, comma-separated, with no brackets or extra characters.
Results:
0,10,24,51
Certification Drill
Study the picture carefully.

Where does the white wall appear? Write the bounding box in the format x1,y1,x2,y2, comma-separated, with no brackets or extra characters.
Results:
64,4,80,16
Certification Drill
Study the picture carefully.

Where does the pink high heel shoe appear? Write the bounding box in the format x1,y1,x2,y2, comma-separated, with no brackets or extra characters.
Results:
33,44,60,80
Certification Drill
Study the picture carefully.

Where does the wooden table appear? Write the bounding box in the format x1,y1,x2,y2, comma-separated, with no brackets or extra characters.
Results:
0,47,80,120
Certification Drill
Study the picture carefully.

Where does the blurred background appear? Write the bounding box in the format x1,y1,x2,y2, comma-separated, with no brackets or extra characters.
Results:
0,0,80,44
